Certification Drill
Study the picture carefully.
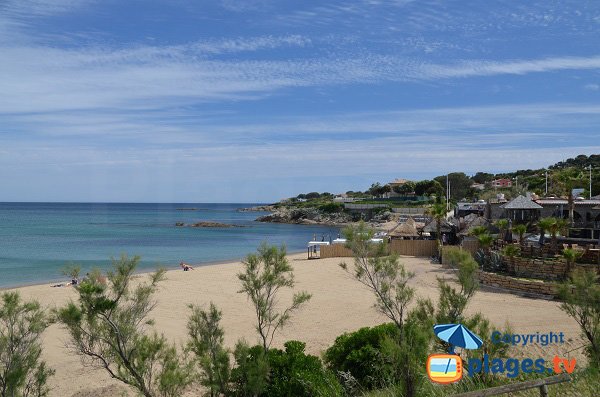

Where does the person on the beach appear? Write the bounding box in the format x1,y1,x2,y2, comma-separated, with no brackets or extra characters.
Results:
180,262,194,271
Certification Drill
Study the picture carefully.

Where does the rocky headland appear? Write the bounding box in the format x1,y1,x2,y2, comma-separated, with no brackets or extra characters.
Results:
175,221,244,228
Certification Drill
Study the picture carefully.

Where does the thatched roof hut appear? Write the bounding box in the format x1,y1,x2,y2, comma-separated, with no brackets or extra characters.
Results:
388,218,419,238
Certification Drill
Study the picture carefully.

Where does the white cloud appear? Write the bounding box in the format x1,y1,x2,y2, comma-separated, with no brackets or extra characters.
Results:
585,83,600,91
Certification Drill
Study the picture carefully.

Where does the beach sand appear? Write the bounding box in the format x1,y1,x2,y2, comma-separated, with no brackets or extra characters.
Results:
7,253,584,396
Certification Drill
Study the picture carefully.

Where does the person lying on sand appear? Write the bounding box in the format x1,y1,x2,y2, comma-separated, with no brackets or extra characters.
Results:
180,262,194,271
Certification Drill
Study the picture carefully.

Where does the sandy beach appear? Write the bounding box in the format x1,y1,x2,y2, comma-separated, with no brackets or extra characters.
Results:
7,253,584,397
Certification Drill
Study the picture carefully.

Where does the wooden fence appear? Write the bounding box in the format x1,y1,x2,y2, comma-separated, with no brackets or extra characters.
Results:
451,373,570,397
319,244,354,258
389,240,438,257
320,240,439,259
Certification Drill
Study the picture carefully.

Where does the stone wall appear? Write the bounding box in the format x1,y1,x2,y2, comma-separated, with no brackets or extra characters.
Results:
478,271,559,298
503,256,566,280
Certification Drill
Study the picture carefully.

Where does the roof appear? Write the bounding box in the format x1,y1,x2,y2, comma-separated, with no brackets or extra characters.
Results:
389,178,410,185
501,195,543,210
423,218,454,233
389,221,419,238
535,199,600,206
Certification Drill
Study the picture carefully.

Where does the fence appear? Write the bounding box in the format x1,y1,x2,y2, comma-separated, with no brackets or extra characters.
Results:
391,207,426,215
389,239,438,257
451,373,570,397
320,244,354,258
344,203,389,210
320,240,438,259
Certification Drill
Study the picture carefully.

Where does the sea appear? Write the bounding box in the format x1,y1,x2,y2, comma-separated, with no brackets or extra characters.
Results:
0,203,340,288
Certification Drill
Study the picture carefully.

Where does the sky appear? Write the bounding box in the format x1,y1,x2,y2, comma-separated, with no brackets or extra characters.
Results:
1,0,600,202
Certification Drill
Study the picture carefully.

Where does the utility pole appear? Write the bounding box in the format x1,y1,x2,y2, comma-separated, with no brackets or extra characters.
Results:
545,170,548,196
446,174,449,211
590,165,593,199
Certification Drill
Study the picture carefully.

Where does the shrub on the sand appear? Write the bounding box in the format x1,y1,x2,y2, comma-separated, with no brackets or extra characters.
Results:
56,255,193,397
230,340,342,397
559,269,600,368
0,292,54,397
324,323,400,390
237,243,311,353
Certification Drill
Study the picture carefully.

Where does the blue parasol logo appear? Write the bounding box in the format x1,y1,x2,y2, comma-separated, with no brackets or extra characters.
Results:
434,323,483,354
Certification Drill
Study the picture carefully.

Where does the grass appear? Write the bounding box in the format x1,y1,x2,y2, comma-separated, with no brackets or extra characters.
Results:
362,368,599,397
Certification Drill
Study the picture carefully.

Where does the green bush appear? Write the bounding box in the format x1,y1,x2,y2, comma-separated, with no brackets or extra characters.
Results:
324,323,399,390
231,341,342,397
318,202,344,213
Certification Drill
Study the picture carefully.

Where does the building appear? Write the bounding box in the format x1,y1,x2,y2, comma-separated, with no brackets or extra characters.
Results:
491,178,512,189
456,200,486,218
386,178,413,198
500,195,543,222
471,183,485,191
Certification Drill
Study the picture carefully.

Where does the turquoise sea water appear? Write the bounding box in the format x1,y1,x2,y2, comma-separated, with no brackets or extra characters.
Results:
0,203,339,288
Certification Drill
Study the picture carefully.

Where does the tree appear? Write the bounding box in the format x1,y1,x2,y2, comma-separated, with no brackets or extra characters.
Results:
427,203,447,248
537,217,555,246
495,219,509,241
237,243,311,353
340,223,414,331
512,224,527,245
434,173,473,201
559,269,600,368
392,181,415,195
472,172,494,184
340,223,430,397
539,217,568,251
368,183,390,198
56,255,192,397
0,292,54,397
187,303,230,397
413,180,443,197
561,248,583,279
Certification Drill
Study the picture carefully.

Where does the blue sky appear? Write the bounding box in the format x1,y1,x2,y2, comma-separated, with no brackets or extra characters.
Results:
1,0,600,202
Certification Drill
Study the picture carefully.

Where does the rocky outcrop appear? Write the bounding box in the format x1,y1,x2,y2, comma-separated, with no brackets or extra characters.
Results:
176,221,243,228
256,207,353,225
237,205,276,212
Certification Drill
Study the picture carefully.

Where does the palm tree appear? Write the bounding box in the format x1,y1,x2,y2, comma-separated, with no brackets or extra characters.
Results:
502,244,521,273
537,217,555,246
513,224,527,245
562,248,583,279
495,219,509,242
477,233,494,255
469,226,488,238
428,202,447,246
547,218,568,252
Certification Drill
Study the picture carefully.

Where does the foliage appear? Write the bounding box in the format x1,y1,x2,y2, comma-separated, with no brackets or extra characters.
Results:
469,226,488,237
413,179,443,197
341,222,414,330
476,233,494,250
263,341,342,397
392,181,416,195
187,302,230,397
561,248,583,279
502,244,520,259
62,264,81,280
324,323,400,390
435,253,479,326
318,202,344,213
537,217,568,249
368,183,391,198
231,340,342,397
0,292,54,397
237,243,311,352
444,247,473,268
56,255,192,397
494,219,509,238
340,222,432,396
512,224,527,244
471,172,494,184
230,341,269,397
474,250,504,272
559,269,600,368
434,172,473,201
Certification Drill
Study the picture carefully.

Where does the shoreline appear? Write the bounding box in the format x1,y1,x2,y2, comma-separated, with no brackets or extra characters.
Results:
0,249,307,292
7,253,585,397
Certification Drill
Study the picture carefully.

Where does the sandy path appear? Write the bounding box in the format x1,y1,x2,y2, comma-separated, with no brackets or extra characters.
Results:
7,254,583,396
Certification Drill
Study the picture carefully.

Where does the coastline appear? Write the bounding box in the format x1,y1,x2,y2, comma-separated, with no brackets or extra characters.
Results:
0,248,307,291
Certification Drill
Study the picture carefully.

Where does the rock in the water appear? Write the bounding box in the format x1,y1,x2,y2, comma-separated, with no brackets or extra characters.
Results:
176,221,243,228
